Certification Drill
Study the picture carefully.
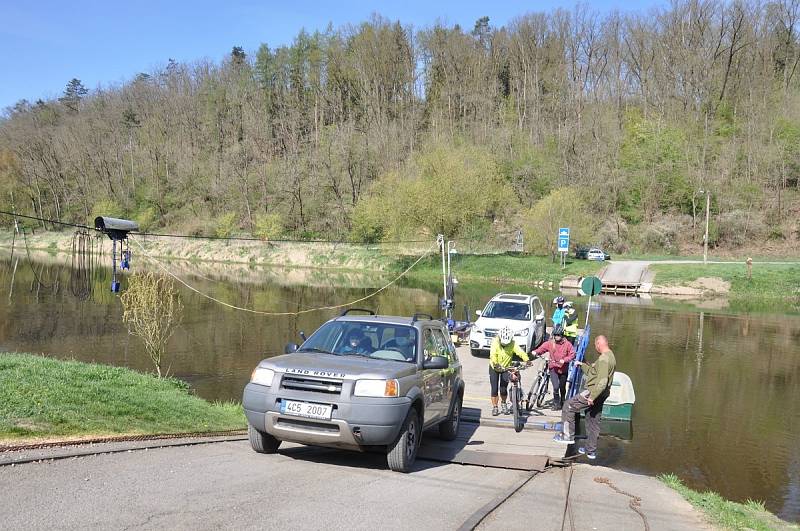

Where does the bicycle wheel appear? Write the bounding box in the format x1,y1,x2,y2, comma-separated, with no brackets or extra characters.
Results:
513,386,524,432
535,372,550,408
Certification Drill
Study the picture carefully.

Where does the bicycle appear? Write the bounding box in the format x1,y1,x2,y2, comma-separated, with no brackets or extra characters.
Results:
499,361,530,433
526,355,550,411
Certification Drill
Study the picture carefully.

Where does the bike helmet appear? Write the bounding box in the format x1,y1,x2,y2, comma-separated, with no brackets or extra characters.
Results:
552,324,565,338
499,326,514,346
554,296,565,306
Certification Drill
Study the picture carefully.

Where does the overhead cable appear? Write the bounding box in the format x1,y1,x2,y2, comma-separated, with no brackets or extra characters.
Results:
130,235,435,316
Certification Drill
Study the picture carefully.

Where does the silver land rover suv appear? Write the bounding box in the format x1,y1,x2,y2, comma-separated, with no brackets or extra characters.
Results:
242,310,465,472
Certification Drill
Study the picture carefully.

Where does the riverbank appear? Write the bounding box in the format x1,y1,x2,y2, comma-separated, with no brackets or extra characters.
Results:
0,353,245,443
660,474,798,530
3,229,798,304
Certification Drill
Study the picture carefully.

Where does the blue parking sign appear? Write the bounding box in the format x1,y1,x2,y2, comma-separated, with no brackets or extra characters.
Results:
557,228,570,252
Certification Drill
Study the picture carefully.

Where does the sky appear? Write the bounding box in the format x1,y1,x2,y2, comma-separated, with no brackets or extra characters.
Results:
0,0,660,110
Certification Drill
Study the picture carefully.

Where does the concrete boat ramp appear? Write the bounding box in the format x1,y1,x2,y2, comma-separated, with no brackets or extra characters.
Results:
0,346,709,530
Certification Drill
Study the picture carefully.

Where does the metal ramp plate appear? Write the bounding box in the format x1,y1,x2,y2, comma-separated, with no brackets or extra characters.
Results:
418,444,549,471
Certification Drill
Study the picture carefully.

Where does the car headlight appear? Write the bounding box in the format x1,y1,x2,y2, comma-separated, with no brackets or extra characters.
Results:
250,367,275,387
515,329,530,337
354,379,399,397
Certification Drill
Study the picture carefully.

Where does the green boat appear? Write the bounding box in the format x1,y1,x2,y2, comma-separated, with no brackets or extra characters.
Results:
601,372,635,421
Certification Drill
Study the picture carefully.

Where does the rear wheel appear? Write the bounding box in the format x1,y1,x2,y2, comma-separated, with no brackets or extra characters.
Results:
438,394,462,441
535,374,549,408
248,423,281,454
387,409,420,473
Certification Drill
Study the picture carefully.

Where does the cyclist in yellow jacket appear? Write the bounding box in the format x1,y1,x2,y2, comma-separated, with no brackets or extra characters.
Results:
489,326,530,416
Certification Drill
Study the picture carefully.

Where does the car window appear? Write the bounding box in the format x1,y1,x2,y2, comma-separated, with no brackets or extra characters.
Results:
534,298,543,316
427,329,450,362
482,301,530,321
300,321,417,363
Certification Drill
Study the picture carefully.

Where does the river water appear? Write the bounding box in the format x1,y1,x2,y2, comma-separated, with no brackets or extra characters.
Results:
1,254,798,521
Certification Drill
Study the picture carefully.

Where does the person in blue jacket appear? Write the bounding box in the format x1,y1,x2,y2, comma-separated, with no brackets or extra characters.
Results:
551,296,566,326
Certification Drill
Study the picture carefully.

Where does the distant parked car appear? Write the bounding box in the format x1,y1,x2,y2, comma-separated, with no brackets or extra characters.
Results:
587,248,611,261
574,246,590,260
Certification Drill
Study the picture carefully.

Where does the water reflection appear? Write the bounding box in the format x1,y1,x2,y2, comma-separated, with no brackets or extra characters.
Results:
0,254,799,521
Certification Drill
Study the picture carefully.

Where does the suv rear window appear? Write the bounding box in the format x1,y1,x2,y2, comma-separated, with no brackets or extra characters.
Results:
481,301,530,321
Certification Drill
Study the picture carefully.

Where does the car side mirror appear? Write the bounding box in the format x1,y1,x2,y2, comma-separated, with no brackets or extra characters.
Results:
475,310,482,317
285,343,299,354
423,356,449,370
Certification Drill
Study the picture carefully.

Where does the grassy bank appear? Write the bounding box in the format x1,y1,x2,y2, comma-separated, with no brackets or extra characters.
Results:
404,253,603,285
649,262,800,302
659,474,797,530
0,353,245,441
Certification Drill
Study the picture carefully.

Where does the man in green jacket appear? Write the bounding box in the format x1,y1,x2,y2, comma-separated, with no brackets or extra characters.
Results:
553,335,616,460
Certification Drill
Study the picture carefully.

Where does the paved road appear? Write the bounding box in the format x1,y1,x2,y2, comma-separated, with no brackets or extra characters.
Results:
0,438,707,531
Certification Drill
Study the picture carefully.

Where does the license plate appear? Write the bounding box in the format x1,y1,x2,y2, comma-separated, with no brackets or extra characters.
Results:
280,400,333,420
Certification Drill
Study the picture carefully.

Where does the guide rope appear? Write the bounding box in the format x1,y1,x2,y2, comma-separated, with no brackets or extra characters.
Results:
130,235,435,316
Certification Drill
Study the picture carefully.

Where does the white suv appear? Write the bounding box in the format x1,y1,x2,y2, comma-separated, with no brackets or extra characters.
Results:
469,293,546,356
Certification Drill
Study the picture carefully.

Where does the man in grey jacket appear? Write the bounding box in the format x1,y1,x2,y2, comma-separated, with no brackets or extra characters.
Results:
552,335,616,460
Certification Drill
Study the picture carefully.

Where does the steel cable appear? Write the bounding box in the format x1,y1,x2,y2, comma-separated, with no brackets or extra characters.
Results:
130,235,436,316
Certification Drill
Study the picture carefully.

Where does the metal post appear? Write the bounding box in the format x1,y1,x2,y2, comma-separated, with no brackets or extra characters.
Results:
437,235,446,313
703,192,710,265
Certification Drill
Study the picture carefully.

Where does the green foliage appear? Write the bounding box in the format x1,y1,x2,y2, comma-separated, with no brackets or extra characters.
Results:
215,212,238,238
253,213,284,240
0,353,245,440
352,145,512,240
619,113,693,219
520,187,597,255
90,198,125,225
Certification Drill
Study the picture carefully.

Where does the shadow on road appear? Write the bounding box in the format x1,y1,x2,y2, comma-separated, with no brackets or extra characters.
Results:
277,419,482,473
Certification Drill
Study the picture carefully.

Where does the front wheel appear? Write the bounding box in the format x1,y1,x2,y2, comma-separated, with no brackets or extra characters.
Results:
248,423,281,454
512,386,524,432
387,409,420,473
470,348,481,357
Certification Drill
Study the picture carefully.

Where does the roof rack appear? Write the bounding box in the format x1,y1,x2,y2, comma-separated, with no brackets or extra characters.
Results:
412,313,434,322
340,308,376,316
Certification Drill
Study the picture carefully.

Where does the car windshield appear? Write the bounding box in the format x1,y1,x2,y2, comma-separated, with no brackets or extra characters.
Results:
298,321,418,363
481,301,530,321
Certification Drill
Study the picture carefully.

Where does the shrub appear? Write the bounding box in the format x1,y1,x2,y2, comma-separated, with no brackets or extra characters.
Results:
120,272,183,378
215,212,238,238
716,211,767,247
636,214,691,252
253,213,284,240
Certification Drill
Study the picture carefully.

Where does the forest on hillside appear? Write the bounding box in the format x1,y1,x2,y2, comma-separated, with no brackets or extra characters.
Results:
1,0,800,254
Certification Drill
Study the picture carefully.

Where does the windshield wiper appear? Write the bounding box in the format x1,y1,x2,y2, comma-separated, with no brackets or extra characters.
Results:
297,347,336,355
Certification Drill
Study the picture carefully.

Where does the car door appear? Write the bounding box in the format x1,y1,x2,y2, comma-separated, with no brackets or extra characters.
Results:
431,327,456,416
420,328,445,425
533,297,546,347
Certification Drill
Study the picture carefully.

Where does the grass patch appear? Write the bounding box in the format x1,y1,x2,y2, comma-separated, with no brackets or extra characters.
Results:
402,253,603,284
650,262,800,301
0,353,245,441
659,474,798,530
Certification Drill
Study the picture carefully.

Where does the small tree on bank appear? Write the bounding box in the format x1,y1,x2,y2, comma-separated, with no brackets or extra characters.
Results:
121,272,183,377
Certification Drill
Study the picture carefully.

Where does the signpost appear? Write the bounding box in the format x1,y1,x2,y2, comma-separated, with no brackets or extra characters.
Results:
557,227,570,269
580,276,603,329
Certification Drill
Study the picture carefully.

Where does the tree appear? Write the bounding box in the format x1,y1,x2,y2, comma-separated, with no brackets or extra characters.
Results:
59,78,88,112
120,272,183,377
520,187,597,256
